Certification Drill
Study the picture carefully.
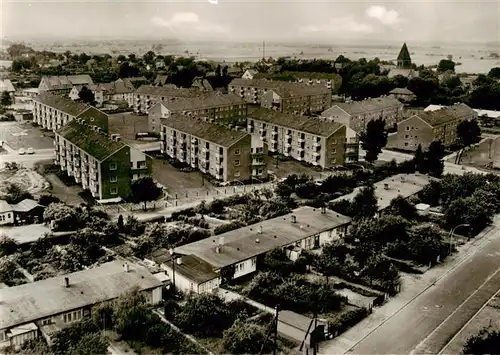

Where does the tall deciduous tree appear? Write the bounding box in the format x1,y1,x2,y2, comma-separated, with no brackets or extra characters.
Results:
437,59,455,73
1,91,13,107
78,86,96,106
350,184,378,220
456,119,481,149
413,144,425,172
129,177,162,211
361,118,388,163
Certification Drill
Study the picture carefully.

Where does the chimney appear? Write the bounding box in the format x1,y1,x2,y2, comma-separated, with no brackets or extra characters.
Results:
216,246,221,254
259,225,263,234
401,176,406,182
176,256,183,265
321,206,326,214
291,215,297,223
384,183,389,190
255,238,260,243
219,236,225,246
64,277,69,287
123,263,130,272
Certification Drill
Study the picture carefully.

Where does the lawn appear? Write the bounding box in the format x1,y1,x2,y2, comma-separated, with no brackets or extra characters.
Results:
268,156,325,180
152,158,217,196
0,121,55,150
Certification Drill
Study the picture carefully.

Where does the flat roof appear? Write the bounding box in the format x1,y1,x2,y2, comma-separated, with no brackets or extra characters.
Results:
174,206,351,269
0,261,163,330
331,173,437,211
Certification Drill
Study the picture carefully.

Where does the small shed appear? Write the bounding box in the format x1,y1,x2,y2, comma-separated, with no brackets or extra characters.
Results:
416,203,430,216
277,310,326,348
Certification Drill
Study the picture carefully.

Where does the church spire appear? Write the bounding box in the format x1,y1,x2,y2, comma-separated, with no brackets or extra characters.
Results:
397,43,412,69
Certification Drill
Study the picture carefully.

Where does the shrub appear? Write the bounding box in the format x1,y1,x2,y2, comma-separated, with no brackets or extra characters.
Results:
214,220,246,235
328,308,370,336
222,319,271,355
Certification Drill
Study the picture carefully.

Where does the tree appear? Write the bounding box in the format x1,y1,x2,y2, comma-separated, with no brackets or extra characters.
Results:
43,203,80,231
456,119,481,149
361,118,388,163
386,195,418,220
1,92,12,107
78,86,95,106
129,177,162,210
425,141,445,177
463,327,500,354
350,184,378,220
413,144,425,172
222,319,271,355
68,333,109,355
117,214,124,232
487,67,500,79
38,194,61,206
437,59,455,73
52,318,101,355
0,235,18,256
1,183,33,204
174,293,234,337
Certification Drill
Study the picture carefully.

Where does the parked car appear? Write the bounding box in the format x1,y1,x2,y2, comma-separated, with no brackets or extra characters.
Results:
18,148,25,155
27,148,34,155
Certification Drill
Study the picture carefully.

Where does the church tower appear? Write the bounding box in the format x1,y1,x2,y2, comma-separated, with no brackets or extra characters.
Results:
397,43,412,69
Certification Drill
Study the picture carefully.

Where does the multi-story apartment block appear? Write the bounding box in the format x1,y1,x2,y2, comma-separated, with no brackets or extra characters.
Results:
38,75,94,94
321,96,405,134
69,80,135,108
33,93,109,131
229,79,332,114
255,71,342,91
148,92,247,132
389,110,461,151
424,103,478,121
160,116,268,182
54,119,152,202
134,85,201,114
247,108,349,168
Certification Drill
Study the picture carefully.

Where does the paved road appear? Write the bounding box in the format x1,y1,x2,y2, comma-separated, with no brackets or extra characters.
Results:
345,223,500,355
0,149,55,168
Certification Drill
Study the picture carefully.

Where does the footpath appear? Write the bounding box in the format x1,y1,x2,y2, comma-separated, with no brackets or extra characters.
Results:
319,219,500,355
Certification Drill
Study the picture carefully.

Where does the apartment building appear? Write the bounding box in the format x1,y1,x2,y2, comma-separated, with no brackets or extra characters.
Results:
255,71,342,91
389,110,462,151
247,108,350,168
38,75,94,94
321,96,405,134
151,206,351,294
0,261,163,349
229,79,332,114
32,93,110,131
55,119,151,202
148,92,247,132
424,103,478,121
160,115,267,182
134,85,201,114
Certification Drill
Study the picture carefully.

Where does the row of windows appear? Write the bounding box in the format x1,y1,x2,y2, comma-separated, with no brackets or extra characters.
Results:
0,213,11,221
63,309,83,324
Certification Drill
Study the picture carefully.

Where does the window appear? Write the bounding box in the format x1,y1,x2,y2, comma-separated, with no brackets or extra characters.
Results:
42,318,52,326
251,258,257,266
234,148,240,155
110,188,118,195
405,135,409,139
406,126,410,131
234,171,240,177
109,163,117,170
110,176,117,182
7,213,10,218
234,160,240,166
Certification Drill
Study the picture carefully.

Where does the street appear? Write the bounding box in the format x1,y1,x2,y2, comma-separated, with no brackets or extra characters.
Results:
340,222,500,355
0,149,55,168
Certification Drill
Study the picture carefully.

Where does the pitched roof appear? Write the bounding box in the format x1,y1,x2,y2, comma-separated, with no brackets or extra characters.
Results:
332,173,437,211
191,77,214,91
67,75,94,86
41,75,93,90
174,206,351,269
387,69,417,79
57,120,126,161
323,96,403,116
98,80,134,95
0,200,12,213
153,75,169,85
161,115,249,147
135,85,200,97
34,93,89,117
424,103,477,120
256,71,340,81
12,199,41,212
0,261,162,329
249,107,344,137
397,43,411,62
411,111,458,127
162,93,244,112
0,79,15,92
230,79,330,97
389,87,415,95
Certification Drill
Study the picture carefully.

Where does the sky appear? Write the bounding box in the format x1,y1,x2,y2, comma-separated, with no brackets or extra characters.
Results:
1,0,499,44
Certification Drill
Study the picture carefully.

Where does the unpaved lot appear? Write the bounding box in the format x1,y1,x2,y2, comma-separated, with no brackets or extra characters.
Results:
0,121,55,150
0,168,50,196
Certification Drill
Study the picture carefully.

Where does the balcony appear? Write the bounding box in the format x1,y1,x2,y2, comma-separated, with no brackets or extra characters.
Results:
298,137,305,143
252,159,265,166
271,131,278,136
313,141,321,148
313,151,320,157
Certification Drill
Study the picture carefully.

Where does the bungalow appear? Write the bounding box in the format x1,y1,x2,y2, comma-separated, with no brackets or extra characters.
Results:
0,261,164,349
388,87,416,103
330,173,437,213
151,207,351,294
0,199,45,226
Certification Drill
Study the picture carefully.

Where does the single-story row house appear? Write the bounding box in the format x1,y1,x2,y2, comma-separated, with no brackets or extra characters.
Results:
0,199,45,226
330,173,438,213
0,261,165,349
146,206,351,294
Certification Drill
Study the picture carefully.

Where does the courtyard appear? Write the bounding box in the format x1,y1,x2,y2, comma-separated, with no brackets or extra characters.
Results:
0,121,55,150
